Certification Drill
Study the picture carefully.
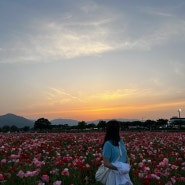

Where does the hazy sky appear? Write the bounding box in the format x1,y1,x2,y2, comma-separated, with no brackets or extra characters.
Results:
0,0,185,121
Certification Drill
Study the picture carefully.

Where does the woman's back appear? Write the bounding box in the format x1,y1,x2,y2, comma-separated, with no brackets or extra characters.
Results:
103,139,127,163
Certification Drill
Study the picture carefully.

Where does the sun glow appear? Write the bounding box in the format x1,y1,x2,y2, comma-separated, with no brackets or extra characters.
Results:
18,86,185,121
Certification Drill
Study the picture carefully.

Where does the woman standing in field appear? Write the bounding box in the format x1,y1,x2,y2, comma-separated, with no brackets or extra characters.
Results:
102,120,133,185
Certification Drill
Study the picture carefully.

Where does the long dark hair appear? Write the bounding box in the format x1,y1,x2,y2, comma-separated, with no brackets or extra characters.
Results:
103,120,120,147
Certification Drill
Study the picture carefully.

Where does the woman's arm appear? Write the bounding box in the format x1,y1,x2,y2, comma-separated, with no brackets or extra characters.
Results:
120,137,130,164
103,157,118,170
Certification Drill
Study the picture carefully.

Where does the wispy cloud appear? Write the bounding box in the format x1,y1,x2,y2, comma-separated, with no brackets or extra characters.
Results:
90,89,137,101
1,1,185,64
143,7,173,17
0,0,120,64
1,0,185,65
0,18,117,63
45,87,81,104
170,61,185,78
118,3,185,51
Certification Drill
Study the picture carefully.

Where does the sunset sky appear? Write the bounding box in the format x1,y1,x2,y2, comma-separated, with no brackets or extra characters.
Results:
0,0,185,121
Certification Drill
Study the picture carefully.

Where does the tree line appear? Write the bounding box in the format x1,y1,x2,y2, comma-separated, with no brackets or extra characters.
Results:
0,117,185,133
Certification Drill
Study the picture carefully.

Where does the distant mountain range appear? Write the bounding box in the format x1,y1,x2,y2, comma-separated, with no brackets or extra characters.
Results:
0,113,34,128
0,113,138,128
50,119,78,126
0,114,79,128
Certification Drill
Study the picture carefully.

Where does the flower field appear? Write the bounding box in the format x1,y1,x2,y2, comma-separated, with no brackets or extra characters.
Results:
0,132,185,185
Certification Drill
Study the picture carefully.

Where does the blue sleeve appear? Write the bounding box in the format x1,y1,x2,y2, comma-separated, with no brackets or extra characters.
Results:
120,139,125,148
103,141,111,159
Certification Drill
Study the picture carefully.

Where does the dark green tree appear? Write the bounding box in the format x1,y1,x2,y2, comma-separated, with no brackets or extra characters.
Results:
97,120,106,130
86,123,96,129
22,126,30,132
156,119,168,129
2,125,10,133
120,121,130,130
34,118,51,131
10,125,19,132
77,121,87,130
144,120,156,131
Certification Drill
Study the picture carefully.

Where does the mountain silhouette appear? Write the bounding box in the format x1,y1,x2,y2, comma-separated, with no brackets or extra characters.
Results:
0,113,34,128
0,113,139,128
50,118,78,126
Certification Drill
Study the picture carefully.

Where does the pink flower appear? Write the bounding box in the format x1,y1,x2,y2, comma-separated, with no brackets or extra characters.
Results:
165,181,173,185
151,174,160,180
10,154,19,159
25,171,37,177
179,177,185,182
41,174,49,183
50,169,59,175
170,176,176,184
159,158,169,167
35,153,41,159
37,182,45,185
17,170,25,178
138,162,144,168
33,158,45,167
144,166,150,172
0,174,4,181
1,159,6,165
163,171,170,177
171,165,178,170
138,173,144,178
32,170,40,176
85,163,90,168
61,168,69,176
53,180,62,185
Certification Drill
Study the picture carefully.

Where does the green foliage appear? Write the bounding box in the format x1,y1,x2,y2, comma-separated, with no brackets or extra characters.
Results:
77,121,87,129
34,118,51,131
97,120,106,130
2,125,10,132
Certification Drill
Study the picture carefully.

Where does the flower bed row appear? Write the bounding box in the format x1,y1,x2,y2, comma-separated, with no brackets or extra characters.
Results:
0,132,185,185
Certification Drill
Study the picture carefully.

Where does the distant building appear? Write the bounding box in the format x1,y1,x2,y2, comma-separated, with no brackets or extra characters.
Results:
168,117,185,129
